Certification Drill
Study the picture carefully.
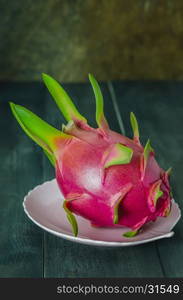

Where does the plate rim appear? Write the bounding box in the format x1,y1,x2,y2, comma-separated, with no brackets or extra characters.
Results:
23,179,180,247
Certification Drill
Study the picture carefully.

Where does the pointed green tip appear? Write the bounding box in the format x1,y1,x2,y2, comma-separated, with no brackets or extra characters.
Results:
141,139,154,180
148,179,164,212
130,112,140,142
156,190,163,203
9,101,18,115
88,73,109,132
9,101,66,154
88,73,93,81
9,101,14,108
63,201,78,237
42,72,47,80
123,230,138,238
42,73,87,123
144,139,154,161
42,73,52,88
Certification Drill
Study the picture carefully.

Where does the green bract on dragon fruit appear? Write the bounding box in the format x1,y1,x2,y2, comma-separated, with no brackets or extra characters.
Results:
10,74,172,237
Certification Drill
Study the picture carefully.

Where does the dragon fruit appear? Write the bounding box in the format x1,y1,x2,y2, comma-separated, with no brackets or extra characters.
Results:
10,73,172,237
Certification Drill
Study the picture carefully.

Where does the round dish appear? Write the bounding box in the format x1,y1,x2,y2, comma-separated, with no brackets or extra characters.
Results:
23,179,181,247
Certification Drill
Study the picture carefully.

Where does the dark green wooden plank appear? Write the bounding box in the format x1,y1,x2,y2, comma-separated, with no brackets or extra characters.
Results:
112,81,183,277
43,236,163,278
43,82,163,277
0,83,44,277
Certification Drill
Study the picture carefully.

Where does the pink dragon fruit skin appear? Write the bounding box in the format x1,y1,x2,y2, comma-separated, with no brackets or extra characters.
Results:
55,122,171,230
10,73,172,237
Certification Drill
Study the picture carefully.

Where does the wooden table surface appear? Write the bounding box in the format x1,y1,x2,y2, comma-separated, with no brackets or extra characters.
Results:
0,81,183,278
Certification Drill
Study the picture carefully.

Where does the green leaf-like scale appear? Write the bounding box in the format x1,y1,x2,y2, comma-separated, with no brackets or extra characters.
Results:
9,102,64,154
42,73,87,123
63,201,78,237
123,230,139,238
89,73,109,131
130,112,140,142
104,143,133,169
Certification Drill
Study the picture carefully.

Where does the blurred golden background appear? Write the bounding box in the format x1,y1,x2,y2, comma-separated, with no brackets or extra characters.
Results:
1,0,183,82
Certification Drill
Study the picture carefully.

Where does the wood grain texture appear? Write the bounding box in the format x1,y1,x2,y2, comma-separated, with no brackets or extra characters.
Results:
112,81,183,277
0,83,45,277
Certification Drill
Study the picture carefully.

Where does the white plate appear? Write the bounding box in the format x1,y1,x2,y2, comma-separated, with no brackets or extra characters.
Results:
23,179,181,247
